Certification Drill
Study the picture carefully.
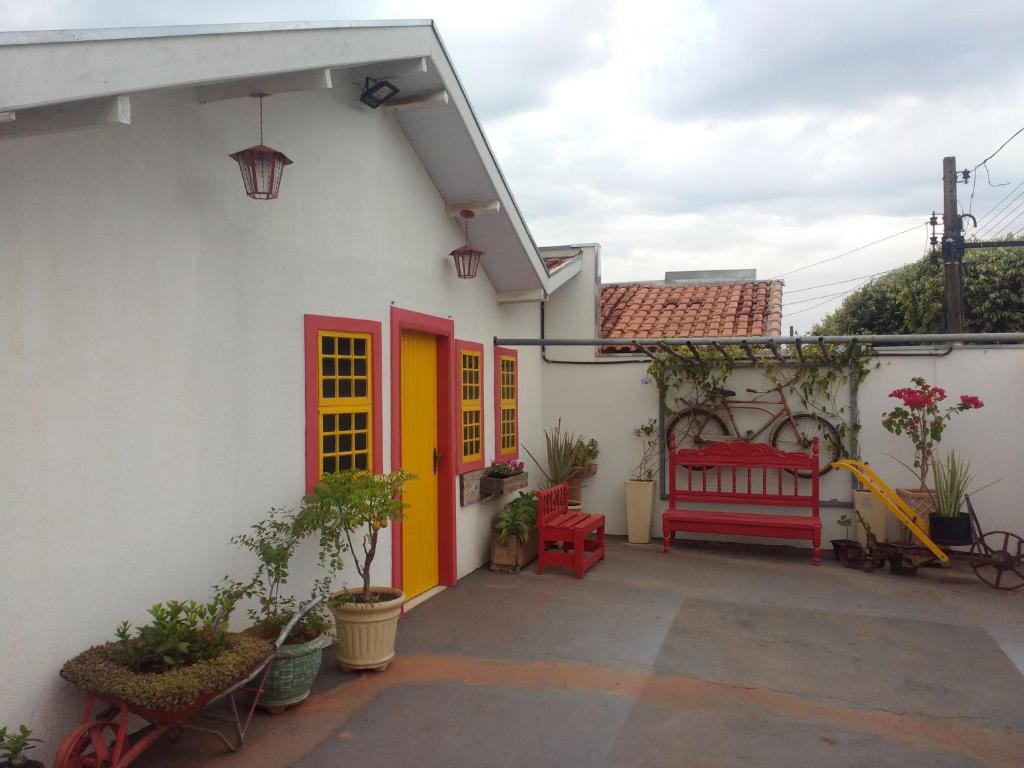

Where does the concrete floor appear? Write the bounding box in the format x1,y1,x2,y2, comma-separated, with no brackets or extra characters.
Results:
139,538,1024,768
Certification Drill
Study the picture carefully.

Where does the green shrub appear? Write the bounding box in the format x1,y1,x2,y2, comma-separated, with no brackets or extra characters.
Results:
61,635,271,711
495,491,537,545
113,595,236,674
217,507,333,645
0,724,40,766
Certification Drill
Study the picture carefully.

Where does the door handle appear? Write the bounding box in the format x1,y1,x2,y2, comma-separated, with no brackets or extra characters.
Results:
433,448,442,475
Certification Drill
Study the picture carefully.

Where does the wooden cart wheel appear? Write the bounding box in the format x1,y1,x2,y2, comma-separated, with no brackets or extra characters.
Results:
53,720,120,768
970,530,1024,590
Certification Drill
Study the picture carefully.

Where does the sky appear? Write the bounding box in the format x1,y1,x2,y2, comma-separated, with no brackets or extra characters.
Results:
3,0,1024,331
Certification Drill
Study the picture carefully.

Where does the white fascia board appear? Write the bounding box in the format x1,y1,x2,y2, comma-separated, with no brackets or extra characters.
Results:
0,24,433,111
426,30,550,294
544,257,584,294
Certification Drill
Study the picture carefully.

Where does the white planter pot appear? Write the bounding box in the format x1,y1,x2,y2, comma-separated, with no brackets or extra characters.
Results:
625,480,656,544
329,587,405,672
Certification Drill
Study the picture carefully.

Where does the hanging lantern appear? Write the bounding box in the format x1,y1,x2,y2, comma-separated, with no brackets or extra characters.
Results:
450,209,484,279
228,94,292,200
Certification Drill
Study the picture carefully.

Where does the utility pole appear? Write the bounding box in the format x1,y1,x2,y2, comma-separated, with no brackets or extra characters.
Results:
941,156,964,333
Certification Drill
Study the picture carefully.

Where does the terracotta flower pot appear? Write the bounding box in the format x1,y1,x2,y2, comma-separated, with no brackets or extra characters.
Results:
329,587,405,673
895,488,935,530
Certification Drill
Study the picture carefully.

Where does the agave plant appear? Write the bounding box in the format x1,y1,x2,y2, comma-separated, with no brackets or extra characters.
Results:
932,451,972,518
523,420,584,486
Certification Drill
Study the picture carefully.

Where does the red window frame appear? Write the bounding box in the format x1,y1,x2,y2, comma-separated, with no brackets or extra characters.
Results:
455,340,486,474
493,346,519,461
304,314,383,493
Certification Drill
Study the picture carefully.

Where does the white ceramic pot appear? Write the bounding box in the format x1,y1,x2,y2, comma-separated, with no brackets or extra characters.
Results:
625,480,656,544
329,587,405,672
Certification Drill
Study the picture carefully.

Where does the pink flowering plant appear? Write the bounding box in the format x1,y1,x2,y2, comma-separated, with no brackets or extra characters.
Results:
881,377,984,488
488,458,525,478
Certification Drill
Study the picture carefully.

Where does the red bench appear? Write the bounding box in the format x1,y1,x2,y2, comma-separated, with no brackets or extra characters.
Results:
663,437,821,565
537,483,606,578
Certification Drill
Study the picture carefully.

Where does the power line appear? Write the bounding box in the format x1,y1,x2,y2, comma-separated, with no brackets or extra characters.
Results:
784,267,903,295
783,286,862,317
783,282,871,308
769,223,925,279
971,123,1024,173
991,208,1024,240
976,178,1024,224
977,193,1024,239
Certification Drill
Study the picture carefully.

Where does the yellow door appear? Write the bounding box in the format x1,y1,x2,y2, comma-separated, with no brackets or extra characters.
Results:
400,330,439,599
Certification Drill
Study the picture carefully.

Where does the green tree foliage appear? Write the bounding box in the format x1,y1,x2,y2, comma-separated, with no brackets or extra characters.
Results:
812,242,1024,334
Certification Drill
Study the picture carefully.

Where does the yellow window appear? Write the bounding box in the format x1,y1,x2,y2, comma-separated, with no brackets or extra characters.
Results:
318,331,372,475
498,353,517,456
460,350,483,465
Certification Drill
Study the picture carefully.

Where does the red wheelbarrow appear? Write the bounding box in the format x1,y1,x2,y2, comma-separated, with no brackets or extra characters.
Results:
54,600,324,767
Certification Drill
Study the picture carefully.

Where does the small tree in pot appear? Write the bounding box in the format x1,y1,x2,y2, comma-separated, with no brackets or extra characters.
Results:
218,507,335,712
625,418,660,544
297,469,413,672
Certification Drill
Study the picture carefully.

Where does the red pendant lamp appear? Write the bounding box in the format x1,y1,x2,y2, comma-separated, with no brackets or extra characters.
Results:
450,209,485,279
228,94,293,200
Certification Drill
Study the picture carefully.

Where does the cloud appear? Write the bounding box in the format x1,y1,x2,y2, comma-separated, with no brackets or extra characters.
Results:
2,0,1023,330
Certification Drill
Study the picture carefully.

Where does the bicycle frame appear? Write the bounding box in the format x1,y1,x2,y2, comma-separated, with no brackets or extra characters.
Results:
691,386,803,443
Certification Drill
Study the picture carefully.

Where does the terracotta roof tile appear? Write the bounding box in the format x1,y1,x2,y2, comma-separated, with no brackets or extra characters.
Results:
600,280,784,352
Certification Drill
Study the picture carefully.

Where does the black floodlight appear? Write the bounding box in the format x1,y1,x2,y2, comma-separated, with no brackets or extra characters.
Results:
359,78,400,108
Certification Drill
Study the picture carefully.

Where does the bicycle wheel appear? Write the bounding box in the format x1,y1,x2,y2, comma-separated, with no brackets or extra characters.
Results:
666,407,730,453
769,413,842,477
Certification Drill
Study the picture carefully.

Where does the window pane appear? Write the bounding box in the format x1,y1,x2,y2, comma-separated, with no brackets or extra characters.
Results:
338,337,351,355
340,379,352,397
323,413,336,432
322,379,335,398
354,380,367,398
353,338,366,356
354,412,367,430
355,453,368,470
323,456,336,474
321,336,334,355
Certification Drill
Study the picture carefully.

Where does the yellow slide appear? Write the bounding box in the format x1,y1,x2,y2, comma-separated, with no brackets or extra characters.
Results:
831,459,950,565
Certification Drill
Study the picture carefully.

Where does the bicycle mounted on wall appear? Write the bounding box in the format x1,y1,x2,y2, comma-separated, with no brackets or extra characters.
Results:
665,383,842,477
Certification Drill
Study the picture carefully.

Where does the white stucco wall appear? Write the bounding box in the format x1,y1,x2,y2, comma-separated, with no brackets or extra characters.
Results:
0,85,544,752
542,248,1024,542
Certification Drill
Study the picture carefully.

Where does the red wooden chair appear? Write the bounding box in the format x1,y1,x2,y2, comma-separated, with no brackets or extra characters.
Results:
536,483,606,578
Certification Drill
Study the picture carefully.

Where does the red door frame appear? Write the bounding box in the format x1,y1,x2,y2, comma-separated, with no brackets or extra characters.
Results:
390,306,458,591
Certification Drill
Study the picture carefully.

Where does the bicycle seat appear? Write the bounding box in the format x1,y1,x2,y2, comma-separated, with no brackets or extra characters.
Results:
715,388,736,398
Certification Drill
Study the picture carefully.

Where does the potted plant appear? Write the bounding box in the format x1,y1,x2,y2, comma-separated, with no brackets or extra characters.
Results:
480,458,529,497
218,507,334,713
0,725,42,768
297,469,413,673
524,420,585,510
930,452,976,546
567,437,600,505
626,418,659,544
61,594,272,720
881,378,983,527
830,513,857,560
490,491,539,572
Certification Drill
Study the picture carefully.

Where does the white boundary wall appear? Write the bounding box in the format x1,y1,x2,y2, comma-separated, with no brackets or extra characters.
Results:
542,248,1024,541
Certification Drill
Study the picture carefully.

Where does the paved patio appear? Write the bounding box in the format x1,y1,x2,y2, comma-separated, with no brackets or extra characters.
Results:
140,538,1024,768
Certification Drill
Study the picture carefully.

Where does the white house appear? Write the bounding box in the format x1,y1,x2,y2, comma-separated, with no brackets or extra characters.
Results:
0,20,585,747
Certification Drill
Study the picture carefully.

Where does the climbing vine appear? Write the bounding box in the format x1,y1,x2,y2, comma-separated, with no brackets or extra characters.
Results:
646,342,877,458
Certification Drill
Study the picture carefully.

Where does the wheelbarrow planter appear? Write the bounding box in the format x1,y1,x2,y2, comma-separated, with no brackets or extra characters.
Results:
54,600,323,767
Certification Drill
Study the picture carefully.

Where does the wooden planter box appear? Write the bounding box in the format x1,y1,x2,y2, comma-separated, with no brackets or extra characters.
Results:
480,471,528,498
490,528,538,573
